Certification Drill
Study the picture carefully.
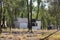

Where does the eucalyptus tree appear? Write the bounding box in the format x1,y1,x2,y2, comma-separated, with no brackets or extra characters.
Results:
3,0,27,27
0,0,2,33
29,0,33,32
36,0,41,20
48,0,59,27
26,0,30,32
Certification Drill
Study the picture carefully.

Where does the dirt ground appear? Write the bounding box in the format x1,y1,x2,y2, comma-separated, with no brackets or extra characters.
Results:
0,29,60,40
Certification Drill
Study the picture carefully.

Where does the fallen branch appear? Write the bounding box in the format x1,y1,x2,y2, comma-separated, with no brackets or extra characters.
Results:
40,30,60,40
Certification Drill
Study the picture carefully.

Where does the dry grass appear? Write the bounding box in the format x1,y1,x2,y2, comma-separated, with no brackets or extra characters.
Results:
0,29,60,40
49,31,60,40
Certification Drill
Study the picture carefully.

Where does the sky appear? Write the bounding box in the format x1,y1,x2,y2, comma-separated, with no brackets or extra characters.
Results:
33,1,37,7
28,0,49,10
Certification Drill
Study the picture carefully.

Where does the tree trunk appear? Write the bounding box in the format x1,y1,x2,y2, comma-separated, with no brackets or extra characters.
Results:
27,0,29,30
29,0,32,32
0,0,2,33
36,0,39,20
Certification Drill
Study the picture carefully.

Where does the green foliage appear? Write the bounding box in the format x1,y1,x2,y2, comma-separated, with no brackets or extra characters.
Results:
1,0,60,29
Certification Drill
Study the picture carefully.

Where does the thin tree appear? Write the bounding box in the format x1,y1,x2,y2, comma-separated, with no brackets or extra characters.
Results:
29,0,33,32
0,0,2,33
36,0,41,20
27,0,30,32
